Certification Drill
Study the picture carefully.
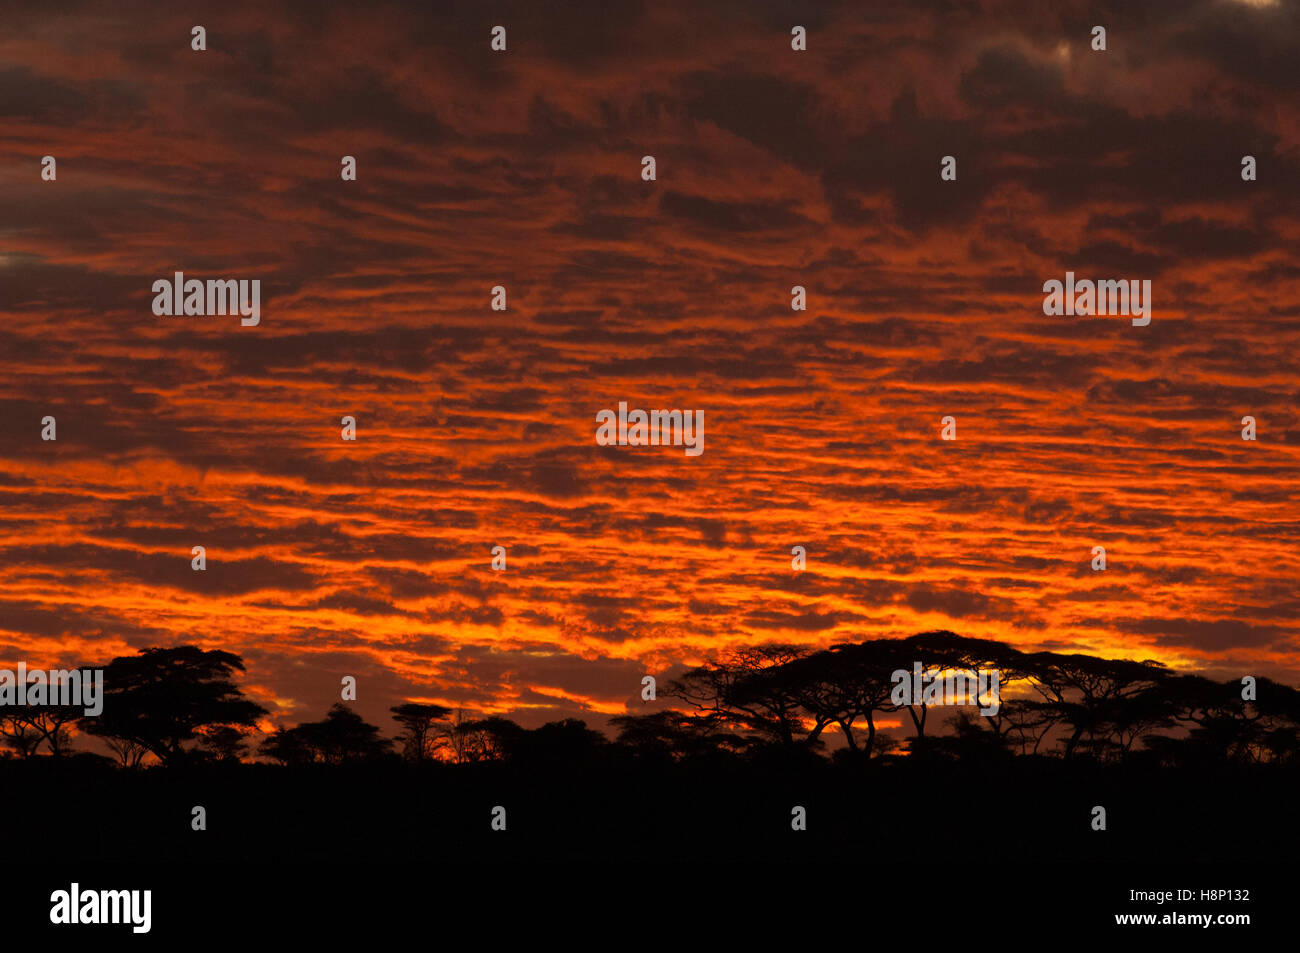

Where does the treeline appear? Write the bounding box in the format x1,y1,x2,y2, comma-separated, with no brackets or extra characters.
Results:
3,632,1297,769
659,630,1300,766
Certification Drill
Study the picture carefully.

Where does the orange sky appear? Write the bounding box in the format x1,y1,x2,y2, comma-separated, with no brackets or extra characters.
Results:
1,0,1297,736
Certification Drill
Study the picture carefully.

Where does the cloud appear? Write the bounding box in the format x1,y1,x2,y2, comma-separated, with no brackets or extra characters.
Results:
0,0,1295,722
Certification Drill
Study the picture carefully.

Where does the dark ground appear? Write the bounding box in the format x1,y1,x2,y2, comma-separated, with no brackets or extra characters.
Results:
3,753,1293,940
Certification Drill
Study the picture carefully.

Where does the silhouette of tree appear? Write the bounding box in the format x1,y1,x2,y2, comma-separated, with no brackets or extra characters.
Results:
265,704,393,765
462,716,526,760
258,726,312,766
0,711,43,758
390,702,451,762
893,631,1032,744
1167,674,1300,764
196,725,252,762
508,718,608,767
922,708,1016,761
101,735,150,769
1023,652,1169,759
27,702,81,757
0,674,86,758
1261,724,1300,764
992,697,1061,756
1085,685,1178,760
435,709,513,763
79,646,268,767
666,644,814,746
665,634,1037,759
747,642,895,757
18,633,1288,777
634,636,1295,767
610,711,749,763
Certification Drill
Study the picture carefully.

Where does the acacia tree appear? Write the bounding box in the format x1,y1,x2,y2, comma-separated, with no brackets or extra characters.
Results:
433,709,508,763
457,716,526,761
0,711,43,758
258,726,312,766
196,725,252,762
266,704,393,765
782,642,903,756
988,697,1061,756
1086,685,1178,760
666,635,1039,758
609,711,749,762
1023,652,1169,759
27,701,82,757
390,702,451,762
80,646,267,767
890,631,1033,744
0,679,87,758
1165,674,1300,764
665,644,814,747
102,736,151,769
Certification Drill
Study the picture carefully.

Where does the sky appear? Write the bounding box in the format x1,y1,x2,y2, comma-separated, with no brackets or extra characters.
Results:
1,0,1297,740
